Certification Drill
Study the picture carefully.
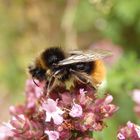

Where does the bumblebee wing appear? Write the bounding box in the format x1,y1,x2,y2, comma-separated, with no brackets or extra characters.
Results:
68,50,84,55
69,49,111,55
58,49,112,65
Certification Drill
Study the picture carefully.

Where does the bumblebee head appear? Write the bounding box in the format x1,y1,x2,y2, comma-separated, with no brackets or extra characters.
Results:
28,64,46,81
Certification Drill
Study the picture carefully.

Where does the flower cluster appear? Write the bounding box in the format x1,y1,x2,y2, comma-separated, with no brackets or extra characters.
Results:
117,121,140,140
0,79,118,140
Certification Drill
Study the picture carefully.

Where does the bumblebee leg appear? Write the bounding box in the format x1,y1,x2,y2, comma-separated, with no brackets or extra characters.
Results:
46,70,62,95
74,73,88,84
74,73,97,90
47,76,55,95
70,69,92,85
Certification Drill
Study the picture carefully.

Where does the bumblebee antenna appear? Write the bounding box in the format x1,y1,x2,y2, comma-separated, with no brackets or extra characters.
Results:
32,77,39,87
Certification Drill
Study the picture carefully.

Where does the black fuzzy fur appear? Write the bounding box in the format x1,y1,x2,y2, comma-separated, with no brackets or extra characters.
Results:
41,47,65,69
29,47,94,83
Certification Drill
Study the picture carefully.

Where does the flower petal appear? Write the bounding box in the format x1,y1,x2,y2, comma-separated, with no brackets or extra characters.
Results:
45,130,59,140
52,113,64,125
69,103,83,118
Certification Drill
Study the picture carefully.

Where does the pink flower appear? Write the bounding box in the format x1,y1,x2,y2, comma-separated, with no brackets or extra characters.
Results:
25,79,44,109
78,90,90,106
45,130,59,140
131,89,140,117
90,39,123,66
0,125,13,139
3,79,118,139
79,88,87,94
10,114,29,130
6,113,44,139
104,95,113,104
117,133,125,140
69,102,83,117
131,89,140,104
60,92,72,106
9,105,25,116
117,121,140,140
42,98,64,125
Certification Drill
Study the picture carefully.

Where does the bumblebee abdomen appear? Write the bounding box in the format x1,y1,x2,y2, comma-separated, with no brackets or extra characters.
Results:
91,60,106,85
72,62,94,74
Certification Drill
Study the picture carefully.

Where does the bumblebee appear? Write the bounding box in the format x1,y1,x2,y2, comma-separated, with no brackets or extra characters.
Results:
28,47,111,92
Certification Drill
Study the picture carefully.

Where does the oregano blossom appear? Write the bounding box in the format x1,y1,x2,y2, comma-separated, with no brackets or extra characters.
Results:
42,98,64,125
0,79,118,140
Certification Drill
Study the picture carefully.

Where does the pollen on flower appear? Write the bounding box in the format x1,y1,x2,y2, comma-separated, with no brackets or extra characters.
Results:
61,120,74,130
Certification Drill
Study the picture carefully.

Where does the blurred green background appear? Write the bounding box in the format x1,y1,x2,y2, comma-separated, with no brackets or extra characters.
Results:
0,0,140,139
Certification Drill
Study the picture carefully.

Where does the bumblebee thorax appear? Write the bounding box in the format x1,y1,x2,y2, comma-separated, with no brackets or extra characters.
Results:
41,47,65,68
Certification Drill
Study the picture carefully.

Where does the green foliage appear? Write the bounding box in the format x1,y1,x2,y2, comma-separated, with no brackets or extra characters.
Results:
114,0,140,25
93,117,118,140
75,0,99,32
93,52,140,139
108,52,140,94
103,0,140,51
74,0,140,52
107,52,140,127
